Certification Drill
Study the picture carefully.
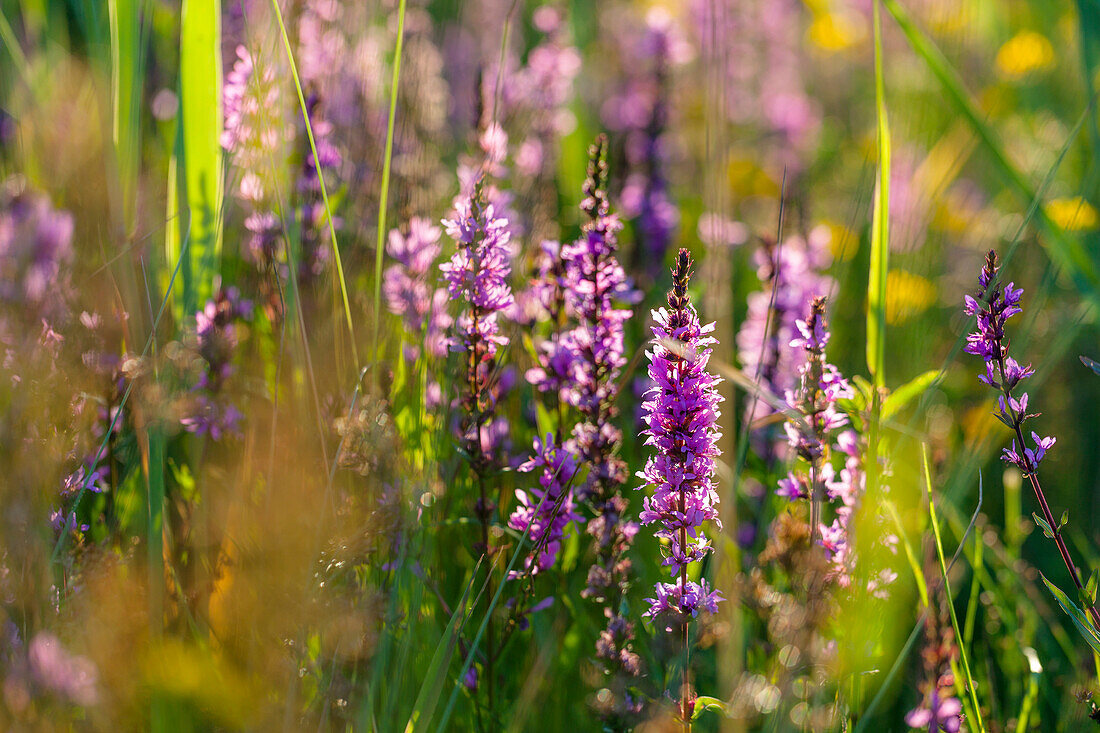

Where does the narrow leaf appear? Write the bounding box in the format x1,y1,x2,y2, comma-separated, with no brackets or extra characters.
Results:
1081,355,1100,376
1039,571,1100,656
178,0,223,315
403,561,480,733
867,0,890,388
882,369,940,420
692,696,728,721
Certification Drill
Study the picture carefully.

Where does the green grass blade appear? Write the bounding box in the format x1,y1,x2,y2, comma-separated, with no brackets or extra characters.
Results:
1014,648,1042,733
925,446,986,733
867,0,890,389
178,0,223,314
108,0,146,231
403,559,482,733
0,8,32,88
268,0,360,370
373,0,408,363
883,0,1100,303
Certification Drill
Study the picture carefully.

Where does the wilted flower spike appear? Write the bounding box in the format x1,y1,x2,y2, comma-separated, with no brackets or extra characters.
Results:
638,249,725,623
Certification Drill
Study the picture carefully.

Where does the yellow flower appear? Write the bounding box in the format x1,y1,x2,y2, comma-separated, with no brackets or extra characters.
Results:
807,10,865,53
1046,197,1099,231
820,219,857,262
885,269,936,325
995,31,1055,79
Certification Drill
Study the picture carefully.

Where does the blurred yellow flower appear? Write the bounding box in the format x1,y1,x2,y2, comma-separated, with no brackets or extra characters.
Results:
822,219,858,262
808,10,865,53
1046,196,1099,231
885,269,936,325
995,31,1055,79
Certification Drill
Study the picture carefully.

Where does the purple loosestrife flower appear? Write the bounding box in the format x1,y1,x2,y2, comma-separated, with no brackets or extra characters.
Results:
508,434,583,578
566,138,642,716
0,180,74,324
737,228,833,436
778,297,867,583
383,217,452,362
602,9,688,283
637,248,725,626
963,250,1053,475
296,92,342,282
181,288,251,440
964,250,1100,633
440,183,515,362
905,690,962,733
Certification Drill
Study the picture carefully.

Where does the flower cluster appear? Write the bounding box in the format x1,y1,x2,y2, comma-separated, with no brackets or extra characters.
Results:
963,249,1053,474
440,184,514,362
777,297,866,583
383,217,452,362
0,179,74,326
295,92,342,282
180,287,252,440
1,625,99,709
737,227,833,435
508,434,583,577
637,249,724,624
565,138,642,708
602,8,690,283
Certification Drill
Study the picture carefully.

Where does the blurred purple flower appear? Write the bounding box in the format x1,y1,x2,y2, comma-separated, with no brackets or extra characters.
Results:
905,690,962,732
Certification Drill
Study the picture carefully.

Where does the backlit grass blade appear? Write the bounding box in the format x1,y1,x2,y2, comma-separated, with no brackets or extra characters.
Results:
925,446,986,733
883,0,1100,303
268,0,360,370
867,0,889,389
373,0,408,363
178,0,223,315
403,558,482,733
108,0,146,231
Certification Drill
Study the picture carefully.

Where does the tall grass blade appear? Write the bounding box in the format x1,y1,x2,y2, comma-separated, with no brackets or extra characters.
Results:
403,559,482,733
373,0,408,363
925,446,986,732
268,0,360,370
867,0,889,389
178,0,223,315
108,0,146,231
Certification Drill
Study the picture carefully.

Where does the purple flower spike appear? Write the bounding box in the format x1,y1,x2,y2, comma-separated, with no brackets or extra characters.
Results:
637,249,725,626
509,435,583,578
964,249,1100,634
440,183,515,359
384,217,452,361
964,250,1051,474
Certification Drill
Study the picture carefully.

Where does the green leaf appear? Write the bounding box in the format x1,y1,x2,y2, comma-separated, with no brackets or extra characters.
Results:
177,0,223,315
108,0,147,231
1088,569,1099,604
867,0,890,389
692,696,728,721
881,369,940,420
1039,571,1100,656
1060,509,1070,530
1081,355,1100,376
1032,512,1055,539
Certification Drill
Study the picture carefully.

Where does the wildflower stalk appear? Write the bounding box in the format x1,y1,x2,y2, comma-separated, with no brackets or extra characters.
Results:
441,178,515,722
638,249,724,727
964,249,1100,632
